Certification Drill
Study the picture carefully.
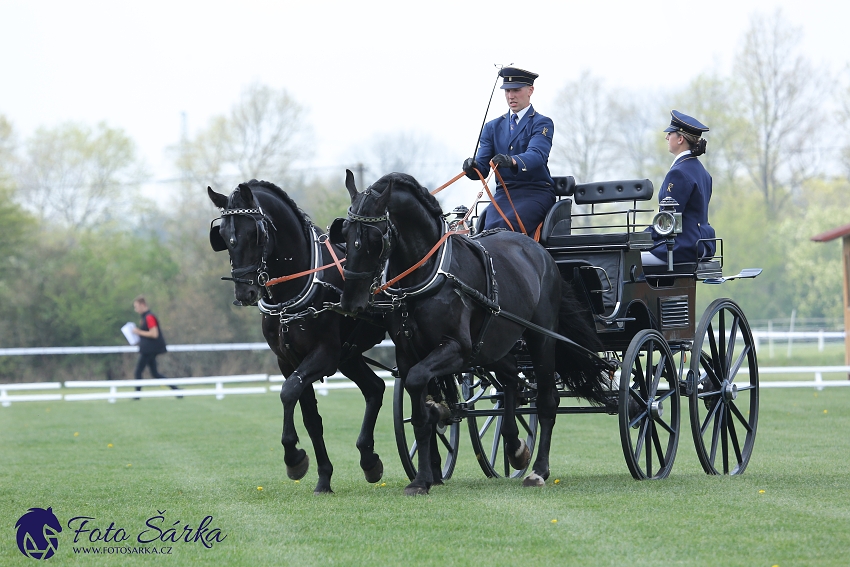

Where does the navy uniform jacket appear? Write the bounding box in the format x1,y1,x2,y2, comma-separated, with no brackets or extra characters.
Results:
473,105,555,232
650,154,716,263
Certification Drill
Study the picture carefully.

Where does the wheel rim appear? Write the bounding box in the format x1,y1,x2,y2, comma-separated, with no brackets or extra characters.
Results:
393,377,460,482
619,329,681,480
689,299,759,475
464,370,538,479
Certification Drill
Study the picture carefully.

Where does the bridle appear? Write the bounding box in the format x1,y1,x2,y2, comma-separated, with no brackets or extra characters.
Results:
213,205,277,295
341,206,396,287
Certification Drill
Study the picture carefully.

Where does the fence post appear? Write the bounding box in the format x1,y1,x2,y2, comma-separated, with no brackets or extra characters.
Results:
818,329,825,352
1,387,9,408
787,310,796,358
108,386,117,404
216,381,225,400
768,320,774,359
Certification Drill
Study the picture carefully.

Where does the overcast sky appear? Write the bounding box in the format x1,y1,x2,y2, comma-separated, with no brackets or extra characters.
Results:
2,0,848,207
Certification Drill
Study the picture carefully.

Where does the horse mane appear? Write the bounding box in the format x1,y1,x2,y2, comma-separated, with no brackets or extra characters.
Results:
239,179,315,240
369,173,443,218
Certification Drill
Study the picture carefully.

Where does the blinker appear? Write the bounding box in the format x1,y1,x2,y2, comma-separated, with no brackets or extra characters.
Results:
209,218,227,252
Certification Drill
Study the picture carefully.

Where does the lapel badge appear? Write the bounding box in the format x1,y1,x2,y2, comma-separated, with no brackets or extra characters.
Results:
542,127,548,137
667,183,674,192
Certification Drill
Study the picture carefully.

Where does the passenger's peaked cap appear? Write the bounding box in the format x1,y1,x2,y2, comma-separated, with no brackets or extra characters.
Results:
499,67,538,89
663,110,709,136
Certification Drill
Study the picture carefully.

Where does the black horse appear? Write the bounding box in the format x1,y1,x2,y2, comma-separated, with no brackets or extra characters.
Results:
333,171,613,495
207,180,387,494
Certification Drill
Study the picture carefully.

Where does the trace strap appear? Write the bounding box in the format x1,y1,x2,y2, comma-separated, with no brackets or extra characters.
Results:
373,228,470,294
264,237,346,287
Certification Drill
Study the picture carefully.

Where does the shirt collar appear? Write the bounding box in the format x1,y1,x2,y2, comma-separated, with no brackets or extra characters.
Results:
671,150,692,167
512,104,532,124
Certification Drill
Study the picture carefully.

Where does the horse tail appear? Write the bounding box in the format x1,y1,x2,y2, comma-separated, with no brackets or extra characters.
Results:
554,282,615,409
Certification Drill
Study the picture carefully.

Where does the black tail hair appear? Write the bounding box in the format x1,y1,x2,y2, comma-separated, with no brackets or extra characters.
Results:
555,282,615,409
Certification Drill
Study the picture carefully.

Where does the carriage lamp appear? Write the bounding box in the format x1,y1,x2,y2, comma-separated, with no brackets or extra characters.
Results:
653,197,680,271
652,197,682,236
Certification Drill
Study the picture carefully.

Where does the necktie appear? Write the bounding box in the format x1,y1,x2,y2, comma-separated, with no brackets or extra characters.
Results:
511,114,518,131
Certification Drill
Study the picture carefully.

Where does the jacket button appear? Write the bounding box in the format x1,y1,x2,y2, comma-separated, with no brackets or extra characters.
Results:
510,146,513,150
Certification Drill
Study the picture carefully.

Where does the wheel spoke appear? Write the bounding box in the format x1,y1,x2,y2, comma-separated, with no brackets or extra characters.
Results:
438,431,454,453
728,344,750,382
728,411,743,466
709,408,722,465
655,413,676,435
478,414,496,439
699,352,721,390
409,440,418,461
518,414,532,436
651,424,667,470
718,310,727,378
645,420,654,477
721,407,730,474
489,415,503,465
728,400,754,434
700,396,722,435
725,313,741,378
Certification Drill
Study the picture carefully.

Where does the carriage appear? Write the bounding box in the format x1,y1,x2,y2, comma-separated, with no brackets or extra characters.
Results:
389,175,761,482
208,170,761,495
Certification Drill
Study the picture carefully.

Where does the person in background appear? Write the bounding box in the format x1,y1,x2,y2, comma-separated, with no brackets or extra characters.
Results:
462,66,555,237
132,295,180,397
643,110,716,266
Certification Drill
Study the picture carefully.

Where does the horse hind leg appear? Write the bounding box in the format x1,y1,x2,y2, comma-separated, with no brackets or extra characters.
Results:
523,337,557,487
498,375,531,471
339,357,386,483
297,385,335,494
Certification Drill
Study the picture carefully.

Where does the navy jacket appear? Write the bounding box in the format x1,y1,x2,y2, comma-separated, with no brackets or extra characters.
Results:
474,105,556,232
650,154,716,263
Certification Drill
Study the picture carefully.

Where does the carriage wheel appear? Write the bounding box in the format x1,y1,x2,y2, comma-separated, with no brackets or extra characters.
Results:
619,329,681,480
689,298,759,475
464,370,538,479
393,376,460,482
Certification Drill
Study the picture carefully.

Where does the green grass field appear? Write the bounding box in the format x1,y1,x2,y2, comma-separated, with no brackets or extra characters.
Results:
2,386,849,566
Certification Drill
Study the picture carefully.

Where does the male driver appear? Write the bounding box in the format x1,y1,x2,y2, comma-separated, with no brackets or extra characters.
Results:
463,67,555,235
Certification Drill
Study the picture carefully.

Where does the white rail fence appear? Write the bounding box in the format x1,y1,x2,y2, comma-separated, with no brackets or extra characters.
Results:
1,337,848,406
1,368,847,407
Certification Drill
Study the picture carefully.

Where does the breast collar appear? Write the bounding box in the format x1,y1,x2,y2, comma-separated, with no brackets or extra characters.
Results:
377,218,454,300
257,226,328,316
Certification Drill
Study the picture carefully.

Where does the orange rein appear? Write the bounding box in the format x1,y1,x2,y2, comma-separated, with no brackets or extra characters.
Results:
373,228,470,295
263,236,346,288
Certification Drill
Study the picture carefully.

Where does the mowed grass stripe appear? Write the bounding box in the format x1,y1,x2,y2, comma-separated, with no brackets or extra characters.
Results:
1,387,849,566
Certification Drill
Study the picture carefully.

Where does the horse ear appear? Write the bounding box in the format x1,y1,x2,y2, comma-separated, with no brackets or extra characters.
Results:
237,183,256,206
345,169,358,200
208,186,228,208
374,177,393,210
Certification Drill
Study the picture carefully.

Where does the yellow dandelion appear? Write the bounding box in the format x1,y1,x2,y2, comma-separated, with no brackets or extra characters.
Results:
381,482,387,487
759,490,766,494
74,432,79,437
107,443,113,448
824,410,828,414
126,464,132,467
551,519,558,524
554,479,560,484
257,486,263,491
294,480,300,484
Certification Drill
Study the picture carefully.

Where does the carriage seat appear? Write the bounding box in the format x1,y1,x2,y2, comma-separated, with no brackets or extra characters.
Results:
540,179,655,249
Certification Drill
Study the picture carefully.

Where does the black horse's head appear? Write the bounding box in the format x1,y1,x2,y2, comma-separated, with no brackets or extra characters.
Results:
333,170,396,314
208,183,274,306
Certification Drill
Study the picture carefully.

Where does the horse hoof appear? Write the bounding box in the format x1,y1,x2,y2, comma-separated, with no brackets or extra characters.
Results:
508,439,531,470
313,488,334,496
404,485,429,496
363,458,384,483
431,478,444,487
522,473,546,487
286,454,310,480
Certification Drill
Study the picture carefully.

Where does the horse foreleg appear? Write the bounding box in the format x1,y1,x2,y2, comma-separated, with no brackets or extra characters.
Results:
297,385,335,494
279,372,310,482
339,357,386,483
402,340,464,496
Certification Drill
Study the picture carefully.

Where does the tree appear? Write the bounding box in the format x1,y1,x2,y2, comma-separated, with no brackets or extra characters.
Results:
16,122,147,229
609,92,670,182
175,83,312,190
733,10,828,213
550,71,618,182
